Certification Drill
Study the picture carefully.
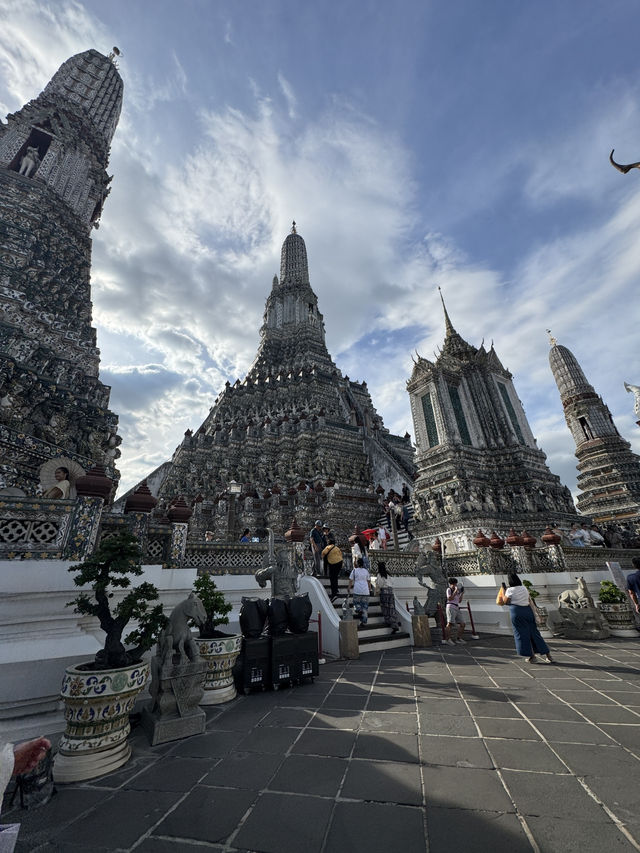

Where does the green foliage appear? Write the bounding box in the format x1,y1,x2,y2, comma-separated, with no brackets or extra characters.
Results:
598,580,627,605
522,579,539,601
67,529,167,670
192,572,232,638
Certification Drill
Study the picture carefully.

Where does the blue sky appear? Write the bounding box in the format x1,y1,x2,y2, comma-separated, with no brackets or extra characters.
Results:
1,0,640,497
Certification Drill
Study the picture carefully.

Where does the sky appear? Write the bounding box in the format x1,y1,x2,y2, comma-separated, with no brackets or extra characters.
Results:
1,0,640,499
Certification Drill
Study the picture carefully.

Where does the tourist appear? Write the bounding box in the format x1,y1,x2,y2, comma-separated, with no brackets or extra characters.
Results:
322,538,343,600
550,522,569,545
1,736,51,804
568,523,588,547
309,520,326,577
43,466,70,499
378,524,389,550
375,561,400,633
322,525,332,574
587,525,605,547
401,502,414,540
401,482,410,503
625,556,640,615
239,528,251,543
348,557,371,624
445,577,466,645
499,572,553,663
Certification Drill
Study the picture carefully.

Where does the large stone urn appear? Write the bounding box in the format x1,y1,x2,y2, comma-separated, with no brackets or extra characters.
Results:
597,603,638,638
195,634,243,704
54,661,149,783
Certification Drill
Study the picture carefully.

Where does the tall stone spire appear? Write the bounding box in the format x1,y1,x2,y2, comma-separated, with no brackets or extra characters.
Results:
280,221,310,286
0,50,123,494
436,289,477,363
549,337,640,522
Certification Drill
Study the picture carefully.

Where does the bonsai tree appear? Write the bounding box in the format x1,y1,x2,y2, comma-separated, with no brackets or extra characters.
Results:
191,572,232,638
598,580,627,605
68,529,167,670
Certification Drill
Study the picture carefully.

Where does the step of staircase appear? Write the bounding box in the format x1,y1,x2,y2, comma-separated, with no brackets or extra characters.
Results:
358,633,412,653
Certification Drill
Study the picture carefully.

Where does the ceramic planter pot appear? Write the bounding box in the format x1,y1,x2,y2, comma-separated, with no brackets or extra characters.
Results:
598,602,638,637
196,634,243,705
533,605,552,638
54,661,149,783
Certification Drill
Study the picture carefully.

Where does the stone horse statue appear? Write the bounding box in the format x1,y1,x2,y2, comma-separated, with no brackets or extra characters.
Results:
19,146,40,178
558,577,594,610
157,593,206,665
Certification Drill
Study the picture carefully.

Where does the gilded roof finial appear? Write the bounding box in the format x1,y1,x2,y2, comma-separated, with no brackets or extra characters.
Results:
291,220,297,234
546,329,557,347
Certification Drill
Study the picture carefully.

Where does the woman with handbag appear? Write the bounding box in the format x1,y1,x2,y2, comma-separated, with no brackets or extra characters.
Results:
322,539,343,601
375,562,400,633
497,572,553,664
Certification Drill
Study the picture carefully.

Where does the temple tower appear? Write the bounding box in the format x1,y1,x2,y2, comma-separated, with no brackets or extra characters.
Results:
123,225,415,539
407,297,576,552
0,49,122,494
549,336,640,522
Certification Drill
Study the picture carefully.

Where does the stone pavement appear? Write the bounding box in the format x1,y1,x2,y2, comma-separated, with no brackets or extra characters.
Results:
4,635,640,853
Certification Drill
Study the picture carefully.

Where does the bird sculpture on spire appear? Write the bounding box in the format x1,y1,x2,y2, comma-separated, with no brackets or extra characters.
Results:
546,329,558,347
291,220,297,234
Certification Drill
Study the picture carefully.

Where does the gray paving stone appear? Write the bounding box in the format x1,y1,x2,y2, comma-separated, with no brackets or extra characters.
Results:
360,710,419,734
201,751,284,789
414,697,470,716
551,690,616,705
422,765,514,811
6,788,105,852
365,693,416,713
213,706,270,730
418,712,478,737
324,801,425,853
269,754,346,797
236,725,301,754
257,707,315,727
582,774,640,827
426,807,532,852
167,729,246,758
501,769,610,821
420,734,494,769
123,756,208,791
353,732,420,763
309,708,364,730
135,839,224,852
572,705,640,724
154,785,256,844
533,719,615,744
466,699,521,718
322,692,369,710
291,728,357,758
525,815,637,852
551,743,640,777
477,717,542,740
514,702,584,721
235,792,333,853
487,739,567,772
598,724,640,750
342,759,422,805
53,790,182,849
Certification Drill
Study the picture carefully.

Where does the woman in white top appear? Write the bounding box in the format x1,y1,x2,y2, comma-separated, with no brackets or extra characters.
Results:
43,466,71,499
501,572,553,664
375,562,400,633
348,558,371,625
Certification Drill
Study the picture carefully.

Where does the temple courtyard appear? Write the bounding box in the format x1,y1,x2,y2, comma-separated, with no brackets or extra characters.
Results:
4,635,640,853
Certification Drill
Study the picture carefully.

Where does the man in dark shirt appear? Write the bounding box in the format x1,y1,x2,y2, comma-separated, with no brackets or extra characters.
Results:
309,520,326,577
625,556,640,614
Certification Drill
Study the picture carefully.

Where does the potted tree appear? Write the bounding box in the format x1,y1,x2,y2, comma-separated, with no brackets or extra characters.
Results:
191,572,242,704
54,530,167,783
598,580,637,637
522,579,551,636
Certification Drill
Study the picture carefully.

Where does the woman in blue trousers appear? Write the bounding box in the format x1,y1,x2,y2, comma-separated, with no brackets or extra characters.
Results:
503,572,553,664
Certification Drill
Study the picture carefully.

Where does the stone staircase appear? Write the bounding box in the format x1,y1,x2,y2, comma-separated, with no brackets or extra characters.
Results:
318,576,412,654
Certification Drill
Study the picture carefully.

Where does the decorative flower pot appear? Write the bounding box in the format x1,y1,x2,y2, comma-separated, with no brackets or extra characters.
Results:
598,603,638,637
54,661,149,783
196,634,243,704
533,605,552,638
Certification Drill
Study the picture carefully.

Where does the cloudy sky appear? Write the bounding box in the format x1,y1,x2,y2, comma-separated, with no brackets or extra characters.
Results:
2,0,640,498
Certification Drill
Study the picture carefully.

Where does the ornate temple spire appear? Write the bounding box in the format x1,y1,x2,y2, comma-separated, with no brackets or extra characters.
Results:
548,337,596,402
436,288,476,362
280,222,310,286
549,336,640,522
